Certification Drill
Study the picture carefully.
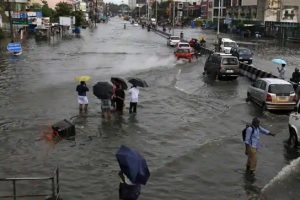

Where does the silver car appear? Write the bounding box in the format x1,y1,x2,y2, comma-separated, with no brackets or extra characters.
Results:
247,78,296,111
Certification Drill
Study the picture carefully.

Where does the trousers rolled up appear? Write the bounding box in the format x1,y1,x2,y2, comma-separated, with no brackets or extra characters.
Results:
246,144,257,171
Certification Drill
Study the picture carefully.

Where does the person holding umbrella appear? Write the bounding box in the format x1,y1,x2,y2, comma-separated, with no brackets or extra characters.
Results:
116,145,150,200
277,64,286,80
128,84,139,114
76,81,89,113
115,84,125,115
272,58,287,80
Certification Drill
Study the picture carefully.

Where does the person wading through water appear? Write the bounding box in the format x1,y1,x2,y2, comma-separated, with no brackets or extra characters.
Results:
115,84,125,115
244,117,275,175
76,81,89,113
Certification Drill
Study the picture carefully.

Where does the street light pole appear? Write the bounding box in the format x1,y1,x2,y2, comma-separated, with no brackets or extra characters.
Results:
172,0,175,35
155,0,157,27
217,0,221,36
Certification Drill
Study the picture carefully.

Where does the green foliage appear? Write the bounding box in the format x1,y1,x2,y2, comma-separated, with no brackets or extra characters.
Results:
41,0,54,18
72,10,85,27
28,3,42,11
52,2,73,22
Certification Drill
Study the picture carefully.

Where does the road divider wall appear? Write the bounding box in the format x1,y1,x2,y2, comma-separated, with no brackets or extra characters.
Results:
198,47,278,80
148,28,278,81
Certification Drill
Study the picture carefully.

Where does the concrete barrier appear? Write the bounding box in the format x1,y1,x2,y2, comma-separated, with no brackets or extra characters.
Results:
198,47,278,80
149,29,279,81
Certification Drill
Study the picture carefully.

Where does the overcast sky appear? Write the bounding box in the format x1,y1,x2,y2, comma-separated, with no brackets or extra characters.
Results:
48,0,127,8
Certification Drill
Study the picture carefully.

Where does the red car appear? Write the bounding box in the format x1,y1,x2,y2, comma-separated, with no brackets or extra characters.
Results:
175,48,193,62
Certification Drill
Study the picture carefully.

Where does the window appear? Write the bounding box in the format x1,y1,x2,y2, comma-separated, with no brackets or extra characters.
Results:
222,57,238,65
224,42,237,48
260,81,267,90
268,84,294,95
253,80,262,88
238,49,251,54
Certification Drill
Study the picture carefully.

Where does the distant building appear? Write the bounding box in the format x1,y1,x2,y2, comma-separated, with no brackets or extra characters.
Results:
128,0,137,10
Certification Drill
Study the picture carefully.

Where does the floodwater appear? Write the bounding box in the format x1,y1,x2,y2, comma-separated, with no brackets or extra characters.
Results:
0,18,299,200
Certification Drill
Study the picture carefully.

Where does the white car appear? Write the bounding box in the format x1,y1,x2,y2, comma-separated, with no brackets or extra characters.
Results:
289,101,300,148
220,38,238,54
176,42,190,49
167,36,180,47
246,78,296,111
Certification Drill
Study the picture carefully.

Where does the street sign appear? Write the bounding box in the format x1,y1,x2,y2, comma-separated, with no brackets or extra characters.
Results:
7,43,22,53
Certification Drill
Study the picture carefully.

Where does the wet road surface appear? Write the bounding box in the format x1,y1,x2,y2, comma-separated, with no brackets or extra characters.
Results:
0,18,299,199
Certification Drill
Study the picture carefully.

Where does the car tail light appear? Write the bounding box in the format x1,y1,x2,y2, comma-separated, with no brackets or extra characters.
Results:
266,94,272,102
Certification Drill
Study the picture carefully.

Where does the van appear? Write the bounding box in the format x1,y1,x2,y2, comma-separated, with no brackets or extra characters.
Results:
220,38,238,54
204,53,239,80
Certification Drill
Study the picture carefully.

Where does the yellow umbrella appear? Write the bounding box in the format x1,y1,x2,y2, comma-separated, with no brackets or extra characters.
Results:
75,75,91,82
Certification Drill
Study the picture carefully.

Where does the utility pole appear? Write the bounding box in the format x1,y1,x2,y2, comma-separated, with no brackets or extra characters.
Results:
155,0,157,27
6,0,14,41
95,0,98,26
217,0,221,36
172,0,175,35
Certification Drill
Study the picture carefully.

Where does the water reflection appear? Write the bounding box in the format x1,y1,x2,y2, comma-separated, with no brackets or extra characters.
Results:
243,172,261,200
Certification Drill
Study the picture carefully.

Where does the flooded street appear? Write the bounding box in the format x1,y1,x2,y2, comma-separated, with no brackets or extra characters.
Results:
0,18,299,200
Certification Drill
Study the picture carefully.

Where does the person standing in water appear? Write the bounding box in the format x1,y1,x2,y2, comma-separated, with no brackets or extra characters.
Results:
128,85,139,114
76,81,89,113
115,84,125,115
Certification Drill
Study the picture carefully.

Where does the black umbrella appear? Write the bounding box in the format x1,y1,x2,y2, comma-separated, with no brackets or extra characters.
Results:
127,77,149,87
111,77,128,90
93,82,113,99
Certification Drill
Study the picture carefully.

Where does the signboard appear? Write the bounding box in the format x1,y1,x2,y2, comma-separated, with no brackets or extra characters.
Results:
59,16,75,26
7,43,22,53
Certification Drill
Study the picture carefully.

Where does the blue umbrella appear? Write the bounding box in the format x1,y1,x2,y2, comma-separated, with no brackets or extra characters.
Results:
116,145,150,185
272,58,287,65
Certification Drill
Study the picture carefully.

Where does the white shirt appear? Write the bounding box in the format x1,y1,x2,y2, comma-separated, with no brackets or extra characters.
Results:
129,87,139,103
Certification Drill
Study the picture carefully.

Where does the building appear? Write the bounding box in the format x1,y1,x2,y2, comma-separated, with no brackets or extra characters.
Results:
200,0,213,19
128,0,137,10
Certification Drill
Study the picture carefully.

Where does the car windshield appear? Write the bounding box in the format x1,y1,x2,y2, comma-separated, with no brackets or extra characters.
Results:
224,42,237,48
177,49,190,53
171,37,180,40
268,84,294,94
222,57,238,65
238,49,251,54
179,44,189,47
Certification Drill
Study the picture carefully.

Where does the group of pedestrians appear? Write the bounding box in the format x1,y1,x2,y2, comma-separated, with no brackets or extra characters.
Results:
75,80,140,119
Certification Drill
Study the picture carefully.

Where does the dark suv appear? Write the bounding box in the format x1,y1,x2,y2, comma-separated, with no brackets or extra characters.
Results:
204,53,239,80
230,47,253,64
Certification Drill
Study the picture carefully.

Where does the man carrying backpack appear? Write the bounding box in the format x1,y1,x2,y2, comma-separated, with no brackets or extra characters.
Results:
243,117,275,174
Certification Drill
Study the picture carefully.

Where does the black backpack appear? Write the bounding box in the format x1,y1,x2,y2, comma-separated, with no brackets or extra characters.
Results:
242,125,254,141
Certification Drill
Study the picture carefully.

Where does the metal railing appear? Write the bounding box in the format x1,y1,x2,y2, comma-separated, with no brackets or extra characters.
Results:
0,167,60,200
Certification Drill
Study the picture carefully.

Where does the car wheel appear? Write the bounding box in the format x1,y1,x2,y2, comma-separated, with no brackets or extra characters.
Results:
246,93,251,102
188,59,191,63
289,129,299,148
248,60,252,64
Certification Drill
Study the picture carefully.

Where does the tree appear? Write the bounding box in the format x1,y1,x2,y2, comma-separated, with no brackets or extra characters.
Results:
41,0,54,18
28,3,42,11
53,2,73,22
72,10,85,27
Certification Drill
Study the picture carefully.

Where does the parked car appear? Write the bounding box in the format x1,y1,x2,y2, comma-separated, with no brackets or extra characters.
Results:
167,36,180,47
175,48,193,62
220,38,238,54
230,47,253,64
204,53,239,80
247,78,296,111
288,101,300,148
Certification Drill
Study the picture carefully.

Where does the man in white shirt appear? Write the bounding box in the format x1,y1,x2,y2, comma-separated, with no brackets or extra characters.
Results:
129,85,139,113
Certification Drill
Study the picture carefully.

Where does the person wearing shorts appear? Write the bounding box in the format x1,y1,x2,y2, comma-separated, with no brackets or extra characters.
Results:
101,98,111,120
76,81,89,113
